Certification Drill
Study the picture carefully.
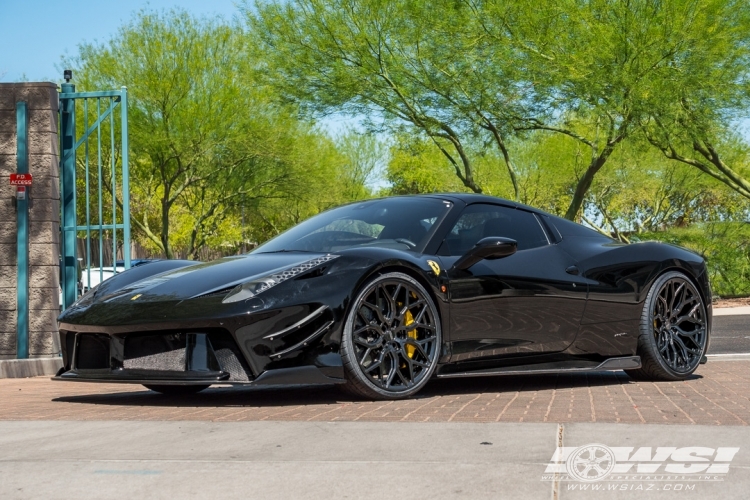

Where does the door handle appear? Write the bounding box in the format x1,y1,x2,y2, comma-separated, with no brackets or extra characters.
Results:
565,265,580,276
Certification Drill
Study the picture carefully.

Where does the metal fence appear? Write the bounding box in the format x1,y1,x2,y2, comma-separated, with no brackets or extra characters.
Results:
59,80,131,309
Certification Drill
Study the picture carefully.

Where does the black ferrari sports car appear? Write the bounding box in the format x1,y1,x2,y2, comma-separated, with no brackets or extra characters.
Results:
55,194,711,399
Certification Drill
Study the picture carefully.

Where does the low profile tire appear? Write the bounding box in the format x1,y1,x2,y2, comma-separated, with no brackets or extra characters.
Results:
143,385,210,395
626,271,709,381
341,272,442,400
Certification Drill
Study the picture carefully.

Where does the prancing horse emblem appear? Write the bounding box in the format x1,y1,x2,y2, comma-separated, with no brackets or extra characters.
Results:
427,260,441,276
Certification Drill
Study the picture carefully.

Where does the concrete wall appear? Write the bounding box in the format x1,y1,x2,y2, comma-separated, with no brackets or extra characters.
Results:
0,83,60,359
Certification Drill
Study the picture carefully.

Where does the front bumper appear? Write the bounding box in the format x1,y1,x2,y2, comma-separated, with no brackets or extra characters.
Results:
54,328,345,387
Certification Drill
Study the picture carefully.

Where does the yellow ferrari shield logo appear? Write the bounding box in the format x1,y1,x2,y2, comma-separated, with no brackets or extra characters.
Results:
427,260,441,276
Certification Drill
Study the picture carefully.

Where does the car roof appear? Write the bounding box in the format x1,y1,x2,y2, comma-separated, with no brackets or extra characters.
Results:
414,193,545,214
316,193,547,219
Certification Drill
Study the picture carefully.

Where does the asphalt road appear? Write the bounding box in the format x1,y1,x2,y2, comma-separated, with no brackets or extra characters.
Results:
710,314,750,354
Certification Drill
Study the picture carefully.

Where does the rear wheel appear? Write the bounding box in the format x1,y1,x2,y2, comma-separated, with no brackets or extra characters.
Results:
341,272,441,400
144,384,210,395
626,271,708,381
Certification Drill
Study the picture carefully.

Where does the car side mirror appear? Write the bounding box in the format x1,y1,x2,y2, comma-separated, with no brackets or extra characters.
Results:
452,237,517,271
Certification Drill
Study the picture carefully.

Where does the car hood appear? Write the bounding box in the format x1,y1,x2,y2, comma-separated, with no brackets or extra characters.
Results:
94,252,330,304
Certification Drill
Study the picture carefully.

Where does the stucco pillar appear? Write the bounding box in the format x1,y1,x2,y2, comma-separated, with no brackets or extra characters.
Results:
0,82,61,361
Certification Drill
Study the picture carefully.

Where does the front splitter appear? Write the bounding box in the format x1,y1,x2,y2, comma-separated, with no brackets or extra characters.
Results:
53,365,346,387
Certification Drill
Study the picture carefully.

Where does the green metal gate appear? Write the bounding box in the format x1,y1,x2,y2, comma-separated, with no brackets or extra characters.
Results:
59,74,131,310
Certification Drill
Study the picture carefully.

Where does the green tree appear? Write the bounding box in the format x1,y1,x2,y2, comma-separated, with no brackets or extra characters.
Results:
70,9,353,258
454,0,750,219
246,0,525,198
335,129,385,200
386,134,469,195
638,223,750,297
248,0,750,220
635,0,750,203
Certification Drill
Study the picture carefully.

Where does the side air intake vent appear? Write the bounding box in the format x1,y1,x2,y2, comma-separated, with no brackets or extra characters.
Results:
195,286,238,299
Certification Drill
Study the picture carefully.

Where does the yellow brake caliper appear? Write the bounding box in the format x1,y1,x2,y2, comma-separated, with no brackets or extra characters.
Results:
402,292,419,358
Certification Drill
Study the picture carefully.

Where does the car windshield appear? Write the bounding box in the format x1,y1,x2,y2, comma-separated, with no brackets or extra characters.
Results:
253,197,453,254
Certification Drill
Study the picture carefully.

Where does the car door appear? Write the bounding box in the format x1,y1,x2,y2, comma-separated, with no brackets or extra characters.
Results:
439,203,588,362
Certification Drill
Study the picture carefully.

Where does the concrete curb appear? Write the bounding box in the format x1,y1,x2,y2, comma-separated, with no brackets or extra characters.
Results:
706,353,750,361
0,357,62,378
714,306,750,316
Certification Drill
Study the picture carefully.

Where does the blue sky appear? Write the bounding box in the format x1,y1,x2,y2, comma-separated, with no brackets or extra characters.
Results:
0,0,361,136
1,0,745,142
0,0,241,82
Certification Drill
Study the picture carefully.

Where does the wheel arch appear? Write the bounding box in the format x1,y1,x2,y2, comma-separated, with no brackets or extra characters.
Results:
340,260,448,361
657,265,710,305
359,262,445,327
647,264,713,339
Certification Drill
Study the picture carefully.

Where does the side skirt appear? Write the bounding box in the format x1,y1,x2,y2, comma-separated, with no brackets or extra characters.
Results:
436,356,640,379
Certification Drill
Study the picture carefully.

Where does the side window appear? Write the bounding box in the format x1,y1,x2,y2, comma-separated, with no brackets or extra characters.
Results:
439,204,549,256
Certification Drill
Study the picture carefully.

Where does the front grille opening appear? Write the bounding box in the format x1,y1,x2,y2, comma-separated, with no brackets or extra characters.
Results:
76,334,110,370
208,331,254,381
123,333,187,371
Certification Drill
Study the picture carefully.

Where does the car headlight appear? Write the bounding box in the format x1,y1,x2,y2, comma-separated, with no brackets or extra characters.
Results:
222,254,339,304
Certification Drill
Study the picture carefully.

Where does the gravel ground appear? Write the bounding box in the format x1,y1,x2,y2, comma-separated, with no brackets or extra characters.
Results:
714,297,750,308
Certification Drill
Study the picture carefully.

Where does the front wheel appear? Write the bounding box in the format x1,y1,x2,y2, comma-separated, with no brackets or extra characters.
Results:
341,272,442,400
144,384,210,396
626,271,709,381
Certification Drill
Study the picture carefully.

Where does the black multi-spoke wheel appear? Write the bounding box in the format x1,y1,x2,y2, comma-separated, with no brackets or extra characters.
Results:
626,271,708,381
341,272,441,399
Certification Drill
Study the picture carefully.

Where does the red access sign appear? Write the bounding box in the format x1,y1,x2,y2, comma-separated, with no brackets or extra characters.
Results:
9,173,33,186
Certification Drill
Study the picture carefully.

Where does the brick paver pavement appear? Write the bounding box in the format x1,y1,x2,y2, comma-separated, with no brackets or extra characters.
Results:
2,360,749,425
